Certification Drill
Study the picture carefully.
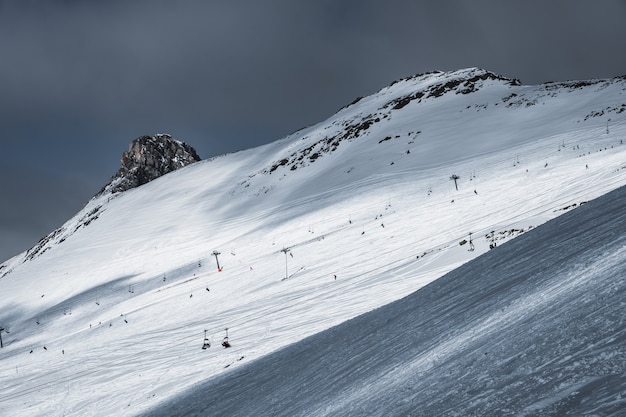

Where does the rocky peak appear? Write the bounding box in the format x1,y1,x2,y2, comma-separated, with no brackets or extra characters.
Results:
100,134,201,195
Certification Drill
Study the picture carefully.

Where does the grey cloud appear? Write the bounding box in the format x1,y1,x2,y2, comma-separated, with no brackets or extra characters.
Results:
0,164,98,260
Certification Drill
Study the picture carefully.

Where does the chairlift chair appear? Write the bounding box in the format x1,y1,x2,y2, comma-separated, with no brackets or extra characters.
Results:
201,330,211,350
222,327,231,348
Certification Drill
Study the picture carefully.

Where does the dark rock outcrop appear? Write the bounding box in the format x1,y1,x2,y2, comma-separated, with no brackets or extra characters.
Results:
99,134,201,195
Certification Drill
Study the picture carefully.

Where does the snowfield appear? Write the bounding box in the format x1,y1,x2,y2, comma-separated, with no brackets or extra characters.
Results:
1,68,625,416
143,183,626,417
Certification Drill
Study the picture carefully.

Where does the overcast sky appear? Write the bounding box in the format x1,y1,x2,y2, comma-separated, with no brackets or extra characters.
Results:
1,0,626,262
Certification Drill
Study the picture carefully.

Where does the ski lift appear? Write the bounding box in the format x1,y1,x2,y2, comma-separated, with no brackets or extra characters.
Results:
202,330,211,350
212,250,222,272
222,328,231,348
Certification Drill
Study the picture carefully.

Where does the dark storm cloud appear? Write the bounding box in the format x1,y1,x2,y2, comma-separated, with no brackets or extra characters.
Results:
1,0,626,261
3,1,625,148
0,164,96,260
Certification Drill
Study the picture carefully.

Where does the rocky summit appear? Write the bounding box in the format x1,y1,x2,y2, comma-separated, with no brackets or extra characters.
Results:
100,134,201,195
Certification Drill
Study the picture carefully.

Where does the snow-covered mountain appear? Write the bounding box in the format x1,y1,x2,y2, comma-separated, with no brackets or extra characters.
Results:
144,173,626,417
1,68,625,416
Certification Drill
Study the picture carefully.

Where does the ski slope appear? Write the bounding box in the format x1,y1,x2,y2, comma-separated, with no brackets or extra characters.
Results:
1,68,625,416
143,175,626,417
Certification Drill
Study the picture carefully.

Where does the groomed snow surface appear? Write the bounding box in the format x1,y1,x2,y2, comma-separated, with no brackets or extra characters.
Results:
145,174,626,417
1,69,626,416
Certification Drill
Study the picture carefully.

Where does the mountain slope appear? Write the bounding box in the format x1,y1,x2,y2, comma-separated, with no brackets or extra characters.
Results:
143,176,626,417
0,68,625,416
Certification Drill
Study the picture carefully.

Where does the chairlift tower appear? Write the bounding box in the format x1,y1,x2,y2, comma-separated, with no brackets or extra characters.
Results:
468,232,475,252
212,250,222,272
450,174,460,191
281,247,290,280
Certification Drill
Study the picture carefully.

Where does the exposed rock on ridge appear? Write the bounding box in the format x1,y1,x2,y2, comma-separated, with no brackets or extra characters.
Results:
100,134,201,195
261,68,519,176
0,134,202,269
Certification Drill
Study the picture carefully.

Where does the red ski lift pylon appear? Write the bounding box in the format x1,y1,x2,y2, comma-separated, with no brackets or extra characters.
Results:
212,250,222,272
